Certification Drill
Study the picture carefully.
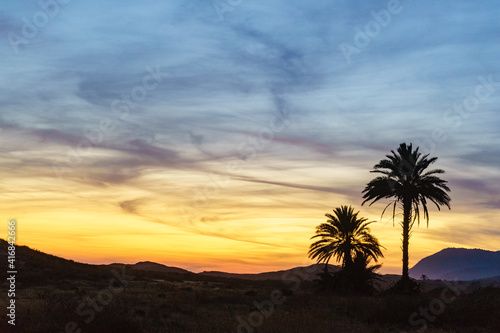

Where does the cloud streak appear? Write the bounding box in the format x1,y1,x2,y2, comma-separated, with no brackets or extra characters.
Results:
1,0,499,273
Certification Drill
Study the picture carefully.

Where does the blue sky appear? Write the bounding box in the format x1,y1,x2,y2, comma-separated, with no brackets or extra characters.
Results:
1,0,499,273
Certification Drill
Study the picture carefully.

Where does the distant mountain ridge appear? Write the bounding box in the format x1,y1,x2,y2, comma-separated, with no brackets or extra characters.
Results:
132,261,192,274
3,239,499,284
409,248,500,280
0,239,339,282
200,264,340,281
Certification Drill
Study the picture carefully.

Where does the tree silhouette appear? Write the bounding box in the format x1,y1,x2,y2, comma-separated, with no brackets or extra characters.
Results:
362,143,451,293
308,205,384,274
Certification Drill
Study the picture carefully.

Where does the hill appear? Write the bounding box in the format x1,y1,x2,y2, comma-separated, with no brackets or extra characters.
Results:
1,239,333,284
409,247,500,280
132,261,192,274
200,264,340,281
6,239,499,285
0,239,112,285
2,239,500,333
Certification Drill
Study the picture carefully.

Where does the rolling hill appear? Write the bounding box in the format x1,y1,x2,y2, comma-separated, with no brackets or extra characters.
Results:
4,239,499,286
1,239,331,283
200,264,340,281
131,261,192,274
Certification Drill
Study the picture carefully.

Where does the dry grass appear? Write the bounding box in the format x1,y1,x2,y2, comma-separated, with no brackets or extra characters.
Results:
1,276,499,333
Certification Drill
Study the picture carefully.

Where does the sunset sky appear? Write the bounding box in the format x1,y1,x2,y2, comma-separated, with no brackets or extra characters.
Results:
1,0,499,274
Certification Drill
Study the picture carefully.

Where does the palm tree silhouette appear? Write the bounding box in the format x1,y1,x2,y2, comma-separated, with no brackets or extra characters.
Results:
308,205,384,273
348,251,383,294
362,143,451,293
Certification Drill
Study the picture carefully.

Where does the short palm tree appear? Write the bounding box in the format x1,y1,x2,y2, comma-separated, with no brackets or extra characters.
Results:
362,143,451,292
308,205,384,272
348,251,383,294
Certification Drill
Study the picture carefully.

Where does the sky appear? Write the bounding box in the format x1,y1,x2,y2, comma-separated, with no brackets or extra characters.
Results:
1,0,499,274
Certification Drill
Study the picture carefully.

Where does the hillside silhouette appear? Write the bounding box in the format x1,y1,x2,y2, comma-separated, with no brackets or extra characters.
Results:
3,239,499,286
2,239,500,333
410,248,500,280
0,239,338,284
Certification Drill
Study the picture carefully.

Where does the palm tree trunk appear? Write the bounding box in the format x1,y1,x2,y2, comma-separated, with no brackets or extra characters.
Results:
344,238,353,270
345,249,352,270
402,197,412,292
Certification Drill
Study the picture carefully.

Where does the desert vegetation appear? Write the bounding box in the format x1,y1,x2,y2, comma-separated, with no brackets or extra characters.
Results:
1,260,499,333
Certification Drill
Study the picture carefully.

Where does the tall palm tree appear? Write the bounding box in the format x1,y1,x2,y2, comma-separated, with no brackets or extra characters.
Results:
308,205,384,272
362,143,451,292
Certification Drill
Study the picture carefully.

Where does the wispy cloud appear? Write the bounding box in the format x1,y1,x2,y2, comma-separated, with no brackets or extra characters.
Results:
1,0,499,273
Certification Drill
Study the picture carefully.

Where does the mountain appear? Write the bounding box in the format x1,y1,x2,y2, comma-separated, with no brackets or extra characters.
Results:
409,248,500,280
0,238,112,285
200,264,340,281
132,261,192,274
0,238,339,283
11,239,498,285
